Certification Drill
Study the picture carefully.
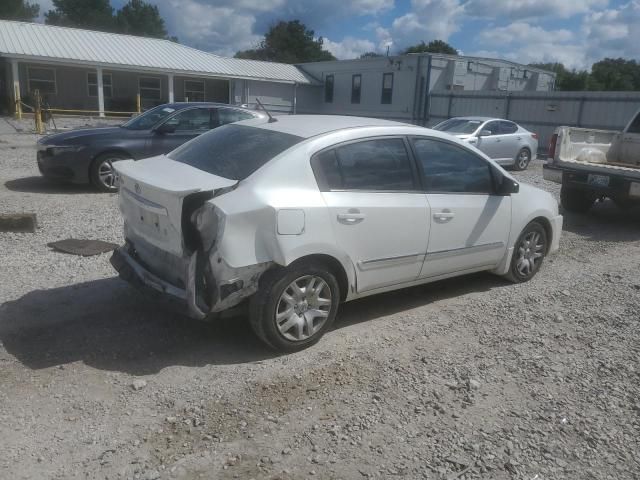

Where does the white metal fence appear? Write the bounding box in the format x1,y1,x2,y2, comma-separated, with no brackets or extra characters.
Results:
427,91,640,154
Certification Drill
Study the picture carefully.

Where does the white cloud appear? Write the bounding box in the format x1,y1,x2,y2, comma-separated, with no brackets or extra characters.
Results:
583,0,640,61
323,36,377,59
383,0,463,51
465,0,609,20
479,22,574,45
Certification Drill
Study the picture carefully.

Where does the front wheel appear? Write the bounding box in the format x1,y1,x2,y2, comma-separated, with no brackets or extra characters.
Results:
505,221,548,283
90,152,127,192
513,148,531,171
249,261,340,352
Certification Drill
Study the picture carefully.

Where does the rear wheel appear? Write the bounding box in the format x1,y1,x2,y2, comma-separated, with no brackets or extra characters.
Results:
90,152,127,192
249,261,340,352
560,186,595,213
505,221,547,283
513,148,531,171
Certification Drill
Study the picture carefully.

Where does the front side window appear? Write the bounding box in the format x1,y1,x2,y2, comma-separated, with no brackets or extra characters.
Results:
482,121,501,136
28,67,56,95
184,79,205,102
325,74,334,103
351,74,361,104
87,72,113,98
412,137,494,194
163,108,211,132
381,73,393,104
313,138,416,191
139,77,161,100
169,124,303,180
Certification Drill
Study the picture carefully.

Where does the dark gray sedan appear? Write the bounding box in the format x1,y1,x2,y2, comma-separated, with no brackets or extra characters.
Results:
36,102,263,191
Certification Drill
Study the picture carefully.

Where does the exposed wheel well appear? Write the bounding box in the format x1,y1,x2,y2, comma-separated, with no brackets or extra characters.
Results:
287,254,350,302
531,216,552,253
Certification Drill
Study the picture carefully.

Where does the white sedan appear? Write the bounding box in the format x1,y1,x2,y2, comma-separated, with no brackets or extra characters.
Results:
111,115,562,352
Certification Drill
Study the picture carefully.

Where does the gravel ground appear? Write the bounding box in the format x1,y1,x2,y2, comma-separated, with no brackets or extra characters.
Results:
1,118,640,480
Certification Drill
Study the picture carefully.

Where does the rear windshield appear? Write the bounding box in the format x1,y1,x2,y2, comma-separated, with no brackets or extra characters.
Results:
433,119,483,134
168,124,303,180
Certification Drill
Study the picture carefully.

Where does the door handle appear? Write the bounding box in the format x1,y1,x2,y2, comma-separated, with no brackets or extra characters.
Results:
337,212,366,225
433,211,455,222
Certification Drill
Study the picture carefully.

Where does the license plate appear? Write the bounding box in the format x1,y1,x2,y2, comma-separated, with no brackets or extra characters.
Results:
630,182,640,198
587,174,609,187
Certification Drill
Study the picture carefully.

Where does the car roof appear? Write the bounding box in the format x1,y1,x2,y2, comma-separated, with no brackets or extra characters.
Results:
159,102,261,113
447,116,519,123
236,115,412,139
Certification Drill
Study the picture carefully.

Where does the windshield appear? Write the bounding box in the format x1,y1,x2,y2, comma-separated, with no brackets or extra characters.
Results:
168,124,303,180
121,105,179,130
433,119,483,134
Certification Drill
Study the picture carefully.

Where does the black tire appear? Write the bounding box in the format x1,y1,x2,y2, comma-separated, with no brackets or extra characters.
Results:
249,261,340,352
513,148,531,171
505,221,548,283
560,186,595,213
89,152,128,192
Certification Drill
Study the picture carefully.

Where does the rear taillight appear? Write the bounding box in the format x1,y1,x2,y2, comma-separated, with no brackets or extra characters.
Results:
531,133,539,140
548,133,558,160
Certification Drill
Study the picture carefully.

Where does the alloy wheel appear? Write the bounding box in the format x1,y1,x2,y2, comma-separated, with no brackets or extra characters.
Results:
275,275,332,342
97,158,117,189
515,231,545,277
517,149,531,169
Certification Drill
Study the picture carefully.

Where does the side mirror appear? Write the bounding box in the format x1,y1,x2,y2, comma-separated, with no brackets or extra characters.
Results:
154,123,176,134
479,129,492,137
497,176,519,196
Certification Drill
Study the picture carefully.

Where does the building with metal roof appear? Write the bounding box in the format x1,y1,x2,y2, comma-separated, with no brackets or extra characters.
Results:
0,19,314,116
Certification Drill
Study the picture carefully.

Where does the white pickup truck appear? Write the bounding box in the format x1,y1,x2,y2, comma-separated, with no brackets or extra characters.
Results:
543,108,640,212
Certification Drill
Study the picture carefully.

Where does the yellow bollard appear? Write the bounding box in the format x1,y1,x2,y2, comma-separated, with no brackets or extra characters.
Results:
14,85,22,120
136,93,141,113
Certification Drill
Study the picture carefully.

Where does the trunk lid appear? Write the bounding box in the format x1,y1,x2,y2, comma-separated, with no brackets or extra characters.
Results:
114,156,236,256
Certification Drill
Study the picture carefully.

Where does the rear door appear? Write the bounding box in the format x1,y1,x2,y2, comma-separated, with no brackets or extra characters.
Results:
410,136,511,278
145,107,215,157
312,137,430,292
496,120,521,162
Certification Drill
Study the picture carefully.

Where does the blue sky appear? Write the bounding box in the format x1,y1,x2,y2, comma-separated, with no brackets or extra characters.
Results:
39,0,638,69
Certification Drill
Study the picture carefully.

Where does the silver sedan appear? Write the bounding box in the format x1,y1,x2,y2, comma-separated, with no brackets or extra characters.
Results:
433,117,539,170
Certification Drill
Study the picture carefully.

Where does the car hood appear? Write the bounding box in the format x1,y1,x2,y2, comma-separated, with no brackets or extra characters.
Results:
39,126,124,145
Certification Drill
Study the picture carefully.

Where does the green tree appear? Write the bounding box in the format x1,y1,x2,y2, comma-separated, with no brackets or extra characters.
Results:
235,20,336,63
590,58,640,91
116,0,168,38
0,0,39,21
359,51,383,58
45,0,115,31
403,40,458,55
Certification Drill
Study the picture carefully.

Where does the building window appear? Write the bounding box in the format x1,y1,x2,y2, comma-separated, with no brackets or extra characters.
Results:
87,72,113,98
139,76,161,100
27,67,56,95
381,73,393,104
324,74,334,103
184,79,205,102
351,74,361,104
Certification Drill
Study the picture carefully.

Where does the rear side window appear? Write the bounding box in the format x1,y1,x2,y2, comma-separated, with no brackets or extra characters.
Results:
169,125,302,180
313,138,416,191
412,137,494,194
499,121,518,134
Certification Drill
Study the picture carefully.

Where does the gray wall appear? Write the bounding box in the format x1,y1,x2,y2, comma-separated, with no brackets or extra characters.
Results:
230,79,296,114
296,54,555,123
428,90,640,153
